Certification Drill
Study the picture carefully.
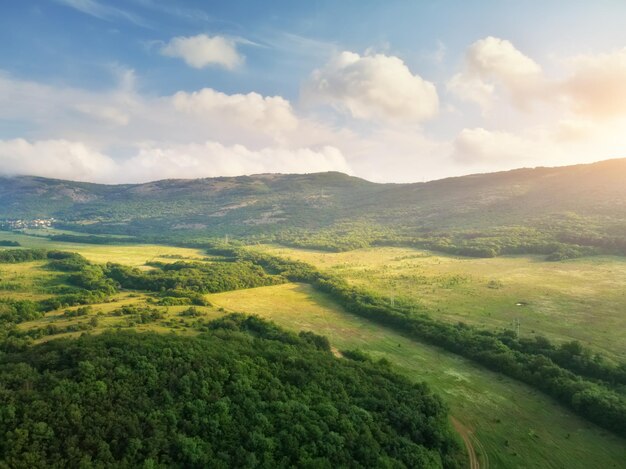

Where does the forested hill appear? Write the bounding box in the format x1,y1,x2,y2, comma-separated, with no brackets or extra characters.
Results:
1,159,625,256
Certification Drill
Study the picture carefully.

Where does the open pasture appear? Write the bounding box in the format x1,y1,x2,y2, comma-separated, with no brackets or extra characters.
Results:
256,245,626,360
0,231,208,266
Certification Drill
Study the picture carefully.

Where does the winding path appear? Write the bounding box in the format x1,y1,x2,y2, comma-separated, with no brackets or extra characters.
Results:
451,416,487,469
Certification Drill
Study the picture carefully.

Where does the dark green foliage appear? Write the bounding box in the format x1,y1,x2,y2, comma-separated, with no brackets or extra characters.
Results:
342,349,373,362
0,249,47,263
0,240,20,247
298,330,331,352
106,260,284,295
46,251,91,272
0,319,463,468
0,299,42,325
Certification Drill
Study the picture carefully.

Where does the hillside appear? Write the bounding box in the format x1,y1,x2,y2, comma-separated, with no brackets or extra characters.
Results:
1,159,625,256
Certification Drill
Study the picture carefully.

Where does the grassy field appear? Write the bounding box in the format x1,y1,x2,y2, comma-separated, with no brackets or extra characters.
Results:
209,283,626,469
15,292,217,344
256,245,626,361
0,260,64,301
0,230,208,266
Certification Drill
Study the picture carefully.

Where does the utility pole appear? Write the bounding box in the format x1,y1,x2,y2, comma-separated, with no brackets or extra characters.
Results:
515,318,520,338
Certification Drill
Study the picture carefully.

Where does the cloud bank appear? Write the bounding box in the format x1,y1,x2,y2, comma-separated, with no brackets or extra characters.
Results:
0,139,351,183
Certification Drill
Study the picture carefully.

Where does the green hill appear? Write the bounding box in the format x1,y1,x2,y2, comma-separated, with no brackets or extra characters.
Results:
1,159,625,257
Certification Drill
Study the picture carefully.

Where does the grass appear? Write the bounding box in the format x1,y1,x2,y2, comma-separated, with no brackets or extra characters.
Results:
0,231,208,267
16,293,218,344
0,261,63,300
256,245,626,360
209,283,626,469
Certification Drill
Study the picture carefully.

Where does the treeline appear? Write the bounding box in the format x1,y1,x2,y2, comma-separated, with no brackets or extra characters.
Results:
0,317,464,468
225,247,626,438
0,240,20,247
263,226,602,260
498,334,626,387
0,248,47,263
558,233,626,256
105,260,283,299
49,234,140,245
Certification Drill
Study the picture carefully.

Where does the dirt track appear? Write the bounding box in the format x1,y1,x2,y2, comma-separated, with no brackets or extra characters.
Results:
451,416,486,469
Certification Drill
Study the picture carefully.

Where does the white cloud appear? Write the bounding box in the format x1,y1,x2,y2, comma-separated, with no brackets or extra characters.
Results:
448,37,544,111
466,36,542,83
54,0,148,26
0,139,117,182
161,34,243,70
0,72,301,148
450,38,626,122
305,51,439,122
0,138,351,183
447,73,495,112
172,88,297,134
122,143,350,182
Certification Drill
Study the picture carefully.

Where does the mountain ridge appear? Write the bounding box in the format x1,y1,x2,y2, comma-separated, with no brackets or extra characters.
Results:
1,158,625,257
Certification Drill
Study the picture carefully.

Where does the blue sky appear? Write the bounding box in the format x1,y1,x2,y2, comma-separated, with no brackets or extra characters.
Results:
1,0,626,182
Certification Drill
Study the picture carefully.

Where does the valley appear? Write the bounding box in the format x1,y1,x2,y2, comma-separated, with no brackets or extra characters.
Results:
2,231,625,467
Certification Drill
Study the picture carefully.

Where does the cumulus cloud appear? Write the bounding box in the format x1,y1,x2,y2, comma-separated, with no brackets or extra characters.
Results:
0,138,351,183
161,34,243,69
172,88,298,134
305,51,439,122
121,143,350,182
0,72,304,149
0,139,117,182
450,37,626,121
448,37,544,110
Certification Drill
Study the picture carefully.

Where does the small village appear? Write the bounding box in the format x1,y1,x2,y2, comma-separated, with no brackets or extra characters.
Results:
0,218,55,230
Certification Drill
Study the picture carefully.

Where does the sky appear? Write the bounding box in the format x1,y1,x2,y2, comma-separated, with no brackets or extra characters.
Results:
1,0,626,183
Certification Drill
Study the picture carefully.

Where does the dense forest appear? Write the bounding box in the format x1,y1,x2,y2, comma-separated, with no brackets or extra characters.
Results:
0,316,464,468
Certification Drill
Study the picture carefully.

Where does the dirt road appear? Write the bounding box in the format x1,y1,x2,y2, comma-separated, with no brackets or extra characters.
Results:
451,416,486,469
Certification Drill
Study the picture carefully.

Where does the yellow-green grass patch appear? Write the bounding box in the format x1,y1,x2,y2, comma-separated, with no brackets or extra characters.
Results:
0,232,208,267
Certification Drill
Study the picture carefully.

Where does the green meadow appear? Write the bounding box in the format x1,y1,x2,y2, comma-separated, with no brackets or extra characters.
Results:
256,245,626,361
0,230,208,266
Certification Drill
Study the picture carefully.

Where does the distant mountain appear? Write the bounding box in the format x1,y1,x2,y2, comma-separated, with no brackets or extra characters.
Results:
1,159,625,256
